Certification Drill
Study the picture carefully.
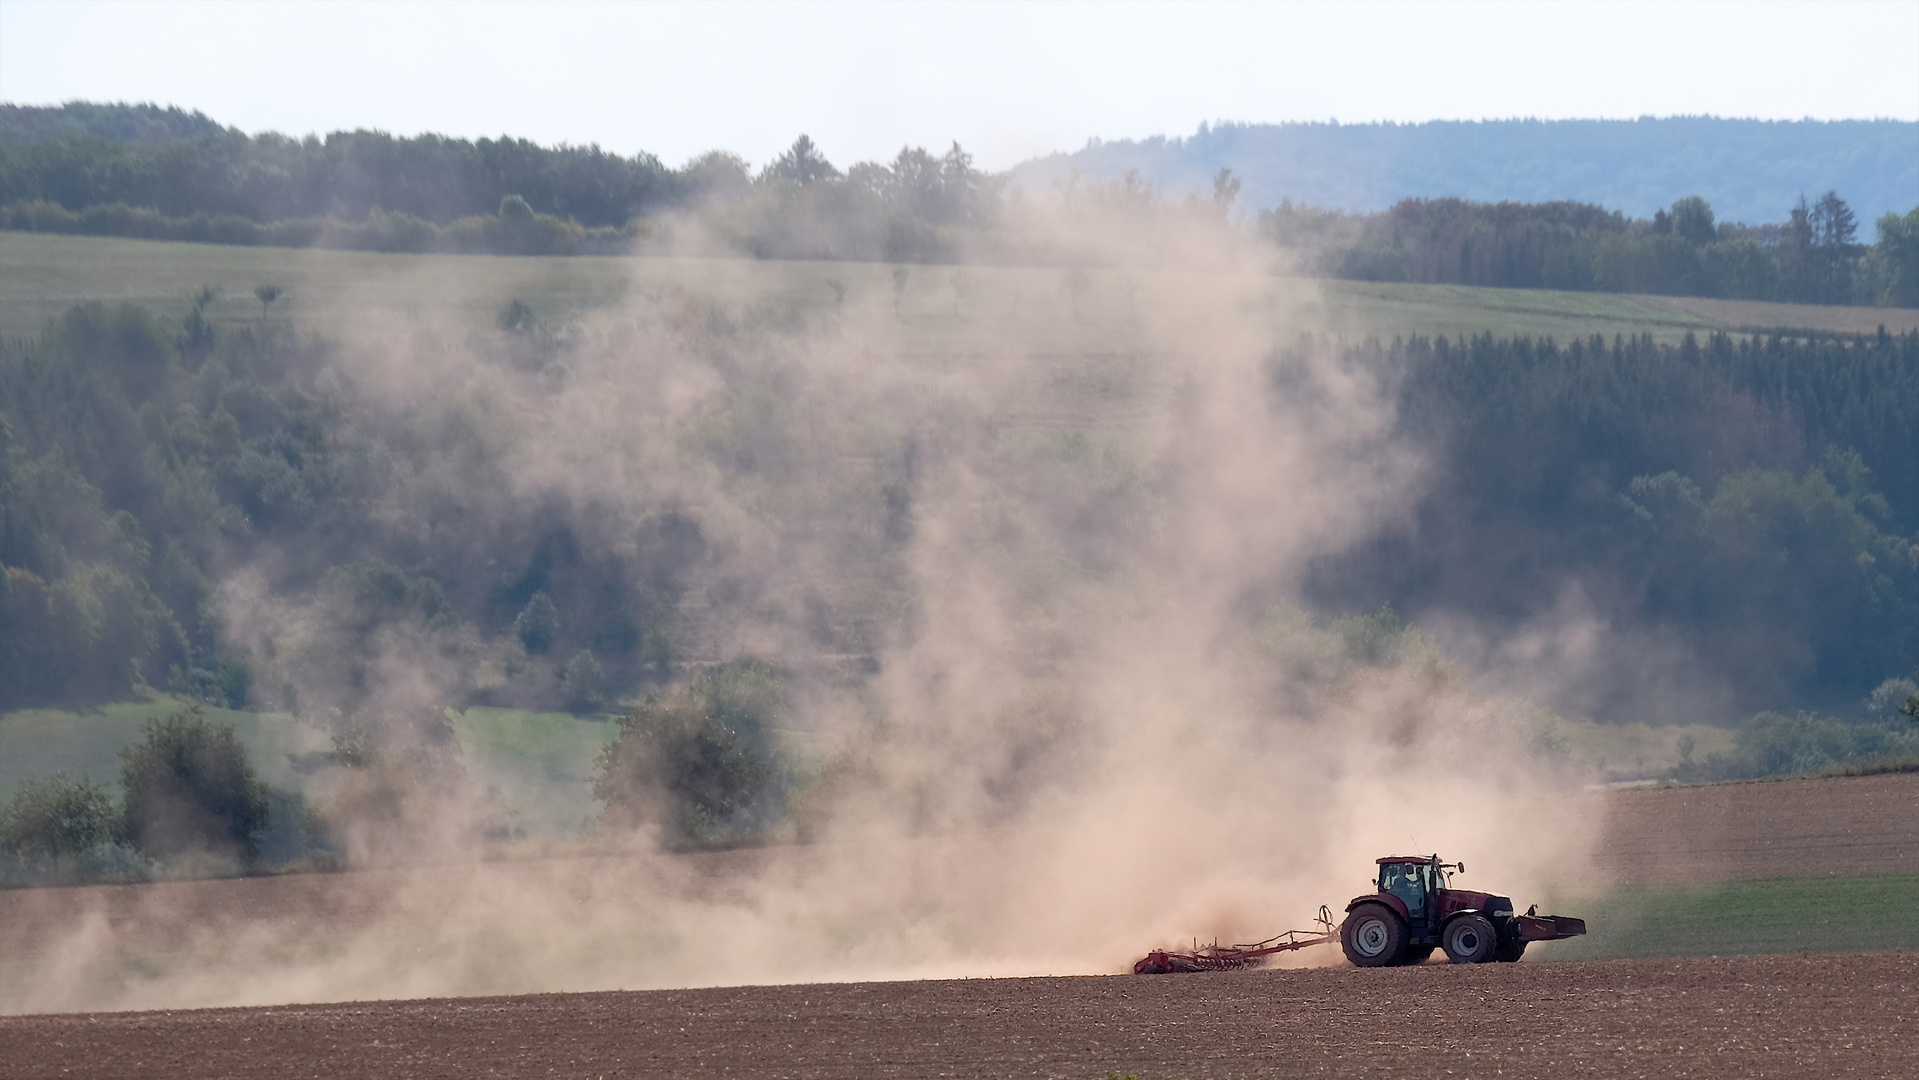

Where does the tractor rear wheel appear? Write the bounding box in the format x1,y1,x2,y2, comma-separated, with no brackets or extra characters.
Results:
1341,903,1408,967
1494,938,1527,963
1442,914,1498,964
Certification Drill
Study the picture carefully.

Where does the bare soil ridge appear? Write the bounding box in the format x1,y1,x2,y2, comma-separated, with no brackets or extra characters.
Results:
4,953,1915,1079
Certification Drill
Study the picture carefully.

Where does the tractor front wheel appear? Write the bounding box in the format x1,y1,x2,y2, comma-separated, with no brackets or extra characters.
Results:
1341,903,1408,967
1442,914,1498,963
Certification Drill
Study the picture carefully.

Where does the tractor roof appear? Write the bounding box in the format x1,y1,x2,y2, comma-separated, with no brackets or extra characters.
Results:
1376,855,1436,864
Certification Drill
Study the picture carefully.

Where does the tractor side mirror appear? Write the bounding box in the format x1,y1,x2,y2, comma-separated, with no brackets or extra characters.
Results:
1457,861,1466,874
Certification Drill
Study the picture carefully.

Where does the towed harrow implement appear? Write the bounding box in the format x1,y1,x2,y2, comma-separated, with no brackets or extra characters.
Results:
1133,907,1338,974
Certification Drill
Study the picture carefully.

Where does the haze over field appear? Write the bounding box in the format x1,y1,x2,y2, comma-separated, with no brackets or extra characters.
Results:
0,205,1623,1012
1,0,1917,1021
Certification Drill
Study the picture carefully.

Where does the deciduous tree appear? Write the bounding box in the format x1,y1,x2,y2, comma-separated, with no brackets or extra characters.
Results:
118,707,271,862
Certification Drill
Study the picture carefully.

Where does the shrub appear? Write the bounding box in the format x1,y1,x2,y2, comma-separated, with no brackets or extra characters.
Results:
593,658,784,842
0,772,117,860
119,707,271,862
1865,677,1919,720
560,649,606,714
1671,711,1919,781
167,660,251,709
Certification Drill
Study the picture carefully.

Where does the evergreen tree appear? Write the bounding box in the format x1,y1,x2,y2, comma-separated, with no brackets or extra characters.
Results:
1777,195,1819,302
762,135,839,186
1812,190,1859,248
514,590,560,654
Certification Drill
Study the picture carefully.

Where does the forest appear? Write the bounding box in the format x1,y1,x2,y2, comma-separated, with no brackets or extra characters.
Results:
1010,117,1916,229
5,295,1915,722
2,103,1917,880
1308,329,1919,720
8,291,1914,875
0,300,704,716
3,103,1914,306
0,103,995,262
1261,194,1919,307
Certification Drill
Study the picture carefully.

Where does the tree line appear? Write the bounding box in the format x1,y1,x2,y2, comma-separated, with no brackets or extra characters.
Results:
0,102,680,227
4,104,1915,306
1261,193,1919,308
1015,117,1916,239
1305,327,1919,719
0,103,998,262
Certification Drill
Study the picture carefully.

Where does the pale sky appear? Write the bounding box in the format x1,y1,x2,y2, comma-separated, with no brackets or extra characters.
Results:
3,0,1915,171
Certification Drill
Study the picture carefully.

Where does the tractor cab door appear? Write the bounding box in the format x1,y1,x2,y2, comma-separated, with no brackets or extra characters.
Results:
1378,862,1429,925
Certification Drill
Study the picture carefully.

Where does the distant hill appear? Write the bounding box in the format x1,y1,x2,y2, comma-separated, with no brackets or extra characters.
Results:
1009,118,1918,225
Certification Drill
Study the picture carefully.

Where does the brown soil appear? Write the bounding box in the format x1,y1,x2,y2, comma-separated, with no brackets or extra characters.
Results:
5,771,1919,1075
4,952,1915,1079
1595,771,1919,883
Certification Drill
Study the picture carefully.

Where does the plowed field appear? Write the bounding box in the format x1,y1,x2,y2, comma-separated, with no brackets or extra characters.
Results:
1595,771,1919,883
4,771,1918,1077
4,953,1915,1079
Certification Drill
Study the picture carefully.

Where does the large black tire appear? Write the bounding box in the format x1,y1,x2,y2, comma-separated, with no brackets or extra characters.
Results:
1493,938,1527,963
1341,903,1408,967
1442,913,1498,964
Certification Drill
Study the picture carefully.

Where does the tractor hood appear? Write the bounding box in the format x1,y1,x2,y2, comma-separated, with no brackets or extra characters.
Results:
1435,889,1512,919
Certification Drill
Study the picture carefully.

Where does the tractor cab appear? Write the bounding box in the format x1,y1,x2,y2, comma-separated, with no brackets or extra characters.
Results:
1373,855,1458,932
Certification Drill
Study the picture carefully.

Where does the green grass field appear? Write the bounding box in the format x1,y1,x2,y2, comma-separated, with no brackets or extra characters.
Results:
1550,719,1736,781
0,698,618,837
0,699,860,840
0,698,322,804
454,707,619,836
3,231,1911,347
0,698,1734,834
1547,872,1919,960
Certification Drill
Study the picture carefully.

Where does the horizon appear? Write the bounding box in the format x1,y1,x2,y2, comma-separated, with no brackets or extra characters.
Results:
6,100,1909,169
2,0,1914,172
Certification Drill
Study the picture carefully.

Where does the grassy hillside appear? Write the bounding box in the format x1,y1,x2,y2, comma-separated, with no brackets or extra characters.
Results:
0,700,619,836
0,699,321,804
0,701,847,841
0,698,1717,833
1548,872,1919,960
3,232,1911,347
454,708,619,836
5,227,1914,885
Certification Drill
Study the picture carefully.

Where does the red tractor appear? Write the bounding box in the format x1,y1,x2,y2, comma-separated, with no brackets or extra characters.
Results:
1340,854,1585,966
1131,854,1586,974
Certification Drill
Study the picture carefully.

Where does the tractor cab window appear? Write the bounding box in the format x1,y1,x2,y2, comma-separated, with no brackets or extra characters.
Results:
1378,862,1427,913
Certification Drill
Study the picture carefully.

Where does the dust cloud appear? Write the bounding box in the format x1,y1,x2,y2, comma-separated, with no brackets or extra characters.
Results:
0,201,1604,1015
